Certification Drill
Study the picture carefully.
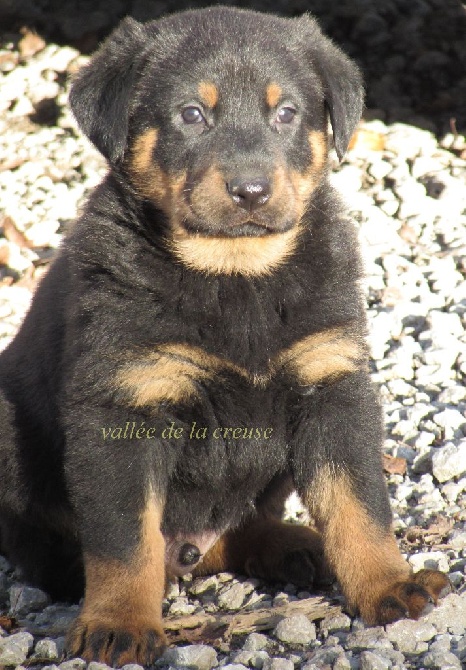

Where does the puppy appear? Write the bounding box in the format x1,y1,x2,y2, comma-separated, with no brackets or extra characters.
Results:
0,7,449,667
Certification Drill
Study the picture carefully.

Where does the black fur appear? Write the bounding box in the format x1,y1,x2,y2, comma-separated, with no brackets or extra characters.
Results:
1,7,445,665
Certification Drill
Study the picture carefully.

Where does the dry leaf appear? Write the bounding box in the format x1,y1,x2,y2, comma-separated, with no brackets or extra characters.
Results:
0,615,18,633
404,515,453,549
0,157,26,171
2,217,32,249
383,454,407,476
399,223,418,245
0,241,10,266
0,52,18,69
18,28,46,59
0,276,14,287
348,128,386,152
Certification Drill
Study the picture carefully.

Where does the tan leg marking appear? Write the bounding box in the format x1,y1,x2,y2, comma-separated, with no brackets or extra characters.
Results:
66,499,166,665
116,344,216,406
116,327,364,409
306,466,428,624
194,517,326,587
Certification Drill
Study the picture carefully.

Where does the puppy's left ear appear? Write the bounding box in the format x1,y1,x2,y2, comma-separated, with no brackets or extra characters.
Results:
297,15,364,161
69,17,151,164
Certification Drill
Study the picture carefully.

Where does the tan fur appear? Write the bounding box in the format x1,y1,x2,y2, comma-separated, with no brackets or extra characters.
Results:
169,226,302,277
129,129,186,211
198,80,219,108
66,498,166,664
117,344,222,406
82,500,165,620
290,130,328,220
186,164,231,223
266,82,282,107
128,133,329,277
116,342,272,407
169,162,303,276
130,129,167,204
306,466,411,623
194,517,324,586
117,329,363,408
277,327,364,386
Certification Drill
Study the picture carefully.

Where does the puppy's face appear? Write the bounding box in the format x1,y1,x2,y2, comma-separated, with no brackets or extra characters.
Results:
71,8,363,274
129,52,327,240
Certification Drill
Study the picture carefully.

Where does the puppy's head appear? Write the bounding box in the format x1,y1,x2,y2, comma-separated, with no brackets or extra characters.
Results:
70,7,363,276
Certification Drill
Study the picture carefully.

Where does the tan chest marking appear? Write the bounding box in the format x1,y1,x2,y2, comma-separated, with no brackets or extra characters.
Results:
277,327,365,387
115,328,364,409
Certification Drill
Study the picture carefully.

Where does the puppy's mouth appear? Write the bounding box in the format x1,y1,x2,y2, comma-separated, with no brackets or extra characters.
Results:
178,210,295,239
171,165,300,239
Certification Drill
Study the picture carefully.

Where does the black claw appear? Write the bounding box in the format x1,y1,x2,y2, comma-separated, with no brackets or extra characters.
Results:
179,542,201,566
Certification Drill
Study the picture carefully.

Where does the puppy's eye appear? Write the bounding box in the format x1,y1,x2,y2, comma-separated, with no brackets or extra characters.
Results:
276,106,296,124
181,106,205,124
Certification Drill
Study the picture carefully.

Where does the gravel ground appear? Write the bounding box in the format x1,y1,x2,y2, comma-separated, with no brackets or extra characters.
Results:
1,2,466,669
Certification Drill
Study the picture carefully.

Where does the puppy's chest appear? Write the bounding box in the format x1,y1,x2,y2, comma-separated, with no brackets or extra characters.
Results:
115,324,364,411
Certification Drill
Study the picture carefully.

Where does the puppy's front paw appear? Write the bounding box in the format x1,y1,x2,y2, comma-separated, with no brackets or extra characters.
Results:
65,616,166,667
372,569,452,624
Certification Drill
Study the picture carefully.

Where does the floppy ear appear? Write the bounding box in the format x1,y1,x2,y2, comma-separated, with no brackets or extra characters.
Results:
297,15,364,161
69,17,150,164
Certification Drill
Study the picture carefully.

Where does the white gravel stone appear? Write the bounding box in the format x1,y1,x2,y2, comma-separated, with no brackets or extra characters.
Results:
218,582,247,610
262,659,293,670
163,645,218,670
9,584,51,615
33,638,60,661
359,651,391,670
167,596,196,615
59,660,87,670
385,619,436,653
432,441,466,482
450,530,466,550
408,550,450,572
423,593,466,635
190,576,219,595
243,633,269,651
0,632,34,665
346,627,392,651
421,649,462,669
274,614,316,645
231,651,269,668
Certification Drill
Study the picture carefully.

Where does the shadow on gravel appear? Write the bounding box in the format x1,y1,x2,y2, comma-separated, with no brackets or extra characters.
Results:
0,0,465,135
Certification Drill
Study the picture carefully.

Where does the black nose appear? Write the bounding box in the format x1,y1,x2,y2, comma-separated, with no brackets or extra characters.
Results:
178,542,201,566
227,177,271,211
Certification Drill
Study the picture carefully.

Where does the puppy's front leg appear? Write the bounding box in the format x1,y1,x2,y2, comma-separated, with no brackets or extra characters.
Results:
64,425,166,667
292,372,450,624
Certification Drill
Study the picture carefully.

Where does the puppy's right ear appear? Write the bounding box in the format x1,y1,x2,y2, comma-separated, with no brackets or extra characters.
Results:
69,17,150,164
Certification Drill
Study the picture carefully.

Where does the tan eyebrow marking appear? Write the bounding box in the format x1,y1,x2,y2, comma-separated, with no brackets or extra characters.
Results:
266,82,282,107
198,81,219,108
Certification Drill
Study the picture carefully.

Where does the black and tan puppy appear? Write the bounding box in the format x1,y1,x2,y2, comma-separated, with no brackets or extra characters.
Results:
0,6,449,667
